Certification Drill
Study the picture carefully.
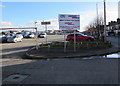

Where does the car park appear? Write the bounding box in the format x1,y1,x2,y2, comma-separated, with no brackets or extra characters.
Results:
38,33,46,38
66,33,94,42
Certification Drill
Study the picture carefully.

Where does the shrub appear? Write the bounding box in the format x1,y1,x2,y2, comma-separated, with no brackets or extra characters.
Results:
39,40,112,49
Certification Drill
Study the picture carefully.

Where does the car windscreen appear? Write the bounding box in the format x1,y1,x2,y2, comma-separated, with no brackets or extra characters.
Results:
13,36,17,38
40,34,45,35
69,34,84,36
77,34,84,36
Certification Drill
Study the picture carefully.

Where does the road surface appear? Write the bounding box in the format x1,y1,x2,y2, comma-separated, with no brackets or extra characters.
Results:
106,36,119,48
1,35,64,59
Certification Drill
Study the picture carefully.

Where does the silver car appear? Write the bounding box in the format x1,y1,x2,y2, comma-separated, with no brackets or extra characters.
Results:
7,34,23,43
38,33,46,38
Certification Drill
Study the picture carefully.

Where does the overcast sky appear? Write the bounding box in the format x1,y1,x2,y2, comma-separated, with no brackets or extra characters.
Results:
0,0,119,32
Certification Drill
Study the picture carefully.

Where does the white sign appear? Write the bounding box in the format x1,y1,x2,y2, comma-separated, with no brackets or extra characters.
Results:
59,14,80,30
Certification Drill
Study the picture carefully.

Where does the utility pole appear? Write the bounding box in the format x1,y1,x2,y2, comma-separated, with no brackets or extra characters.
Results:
104,0,107,42
96,3,99,22
96,3,98,20
96,3,99,38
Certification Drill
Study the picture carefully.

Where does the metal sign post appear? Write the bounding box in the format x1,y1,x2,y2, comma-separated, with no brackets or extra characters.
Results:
41,21,51,43
34,21,39,50
74,30,76,52
64,31,67,52
35,27,39,50
45,24,47,43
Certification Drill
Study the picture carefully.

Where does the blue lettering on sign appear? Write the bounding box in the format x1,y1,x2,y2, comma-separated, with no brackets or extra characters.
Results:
60,15,65,18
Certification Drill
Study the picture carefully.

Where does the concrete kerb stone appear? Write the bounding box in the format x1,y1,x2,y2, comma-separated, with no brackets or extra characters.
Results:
25,45,120,59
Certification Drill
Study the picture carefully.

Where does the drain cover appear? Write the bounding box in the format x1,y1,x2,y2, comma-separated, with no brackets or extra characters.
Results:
3,74,29,82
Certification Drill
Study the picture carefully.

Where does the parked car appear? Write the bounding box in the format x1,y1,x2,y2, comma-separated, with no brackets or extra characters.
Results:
66,33,94,42
22,32,30,38
38,33,46,38
24,32,35,38
7,34,23,43
28,33,35,38
0,34,8,43
23,33,29,38
16,34,23,39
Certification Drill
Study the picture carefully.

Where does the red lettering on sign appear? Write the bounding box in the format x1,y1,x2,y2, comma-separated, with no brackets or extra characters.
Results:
68,15,76,17
65,22,72,24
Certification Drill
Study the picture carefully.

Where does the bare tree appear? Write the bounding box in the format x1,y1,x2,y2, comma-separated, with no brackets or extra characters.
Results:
85,16,104,38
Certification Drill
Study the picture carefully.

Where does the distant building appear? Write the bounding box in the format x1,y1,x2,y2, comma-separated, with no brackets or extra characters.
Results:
107,18,120,30
107,18,120,36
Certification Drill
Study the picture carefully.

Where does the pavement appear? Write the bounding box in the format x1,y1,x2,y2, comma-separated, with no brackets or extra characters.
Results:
26,46,120,59
1,36,120,85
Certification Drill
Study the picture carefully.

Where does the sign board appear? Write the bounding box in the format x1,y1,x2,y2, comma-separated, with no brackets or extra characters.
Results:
59,14,80,30
41,22,51,25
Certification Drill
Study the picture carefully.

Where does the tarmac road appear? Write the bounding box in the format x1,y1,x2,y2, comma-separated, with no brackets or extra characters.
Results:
1,35,64,59
1,36,119,84
106,36,119,48
2,58,119,84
